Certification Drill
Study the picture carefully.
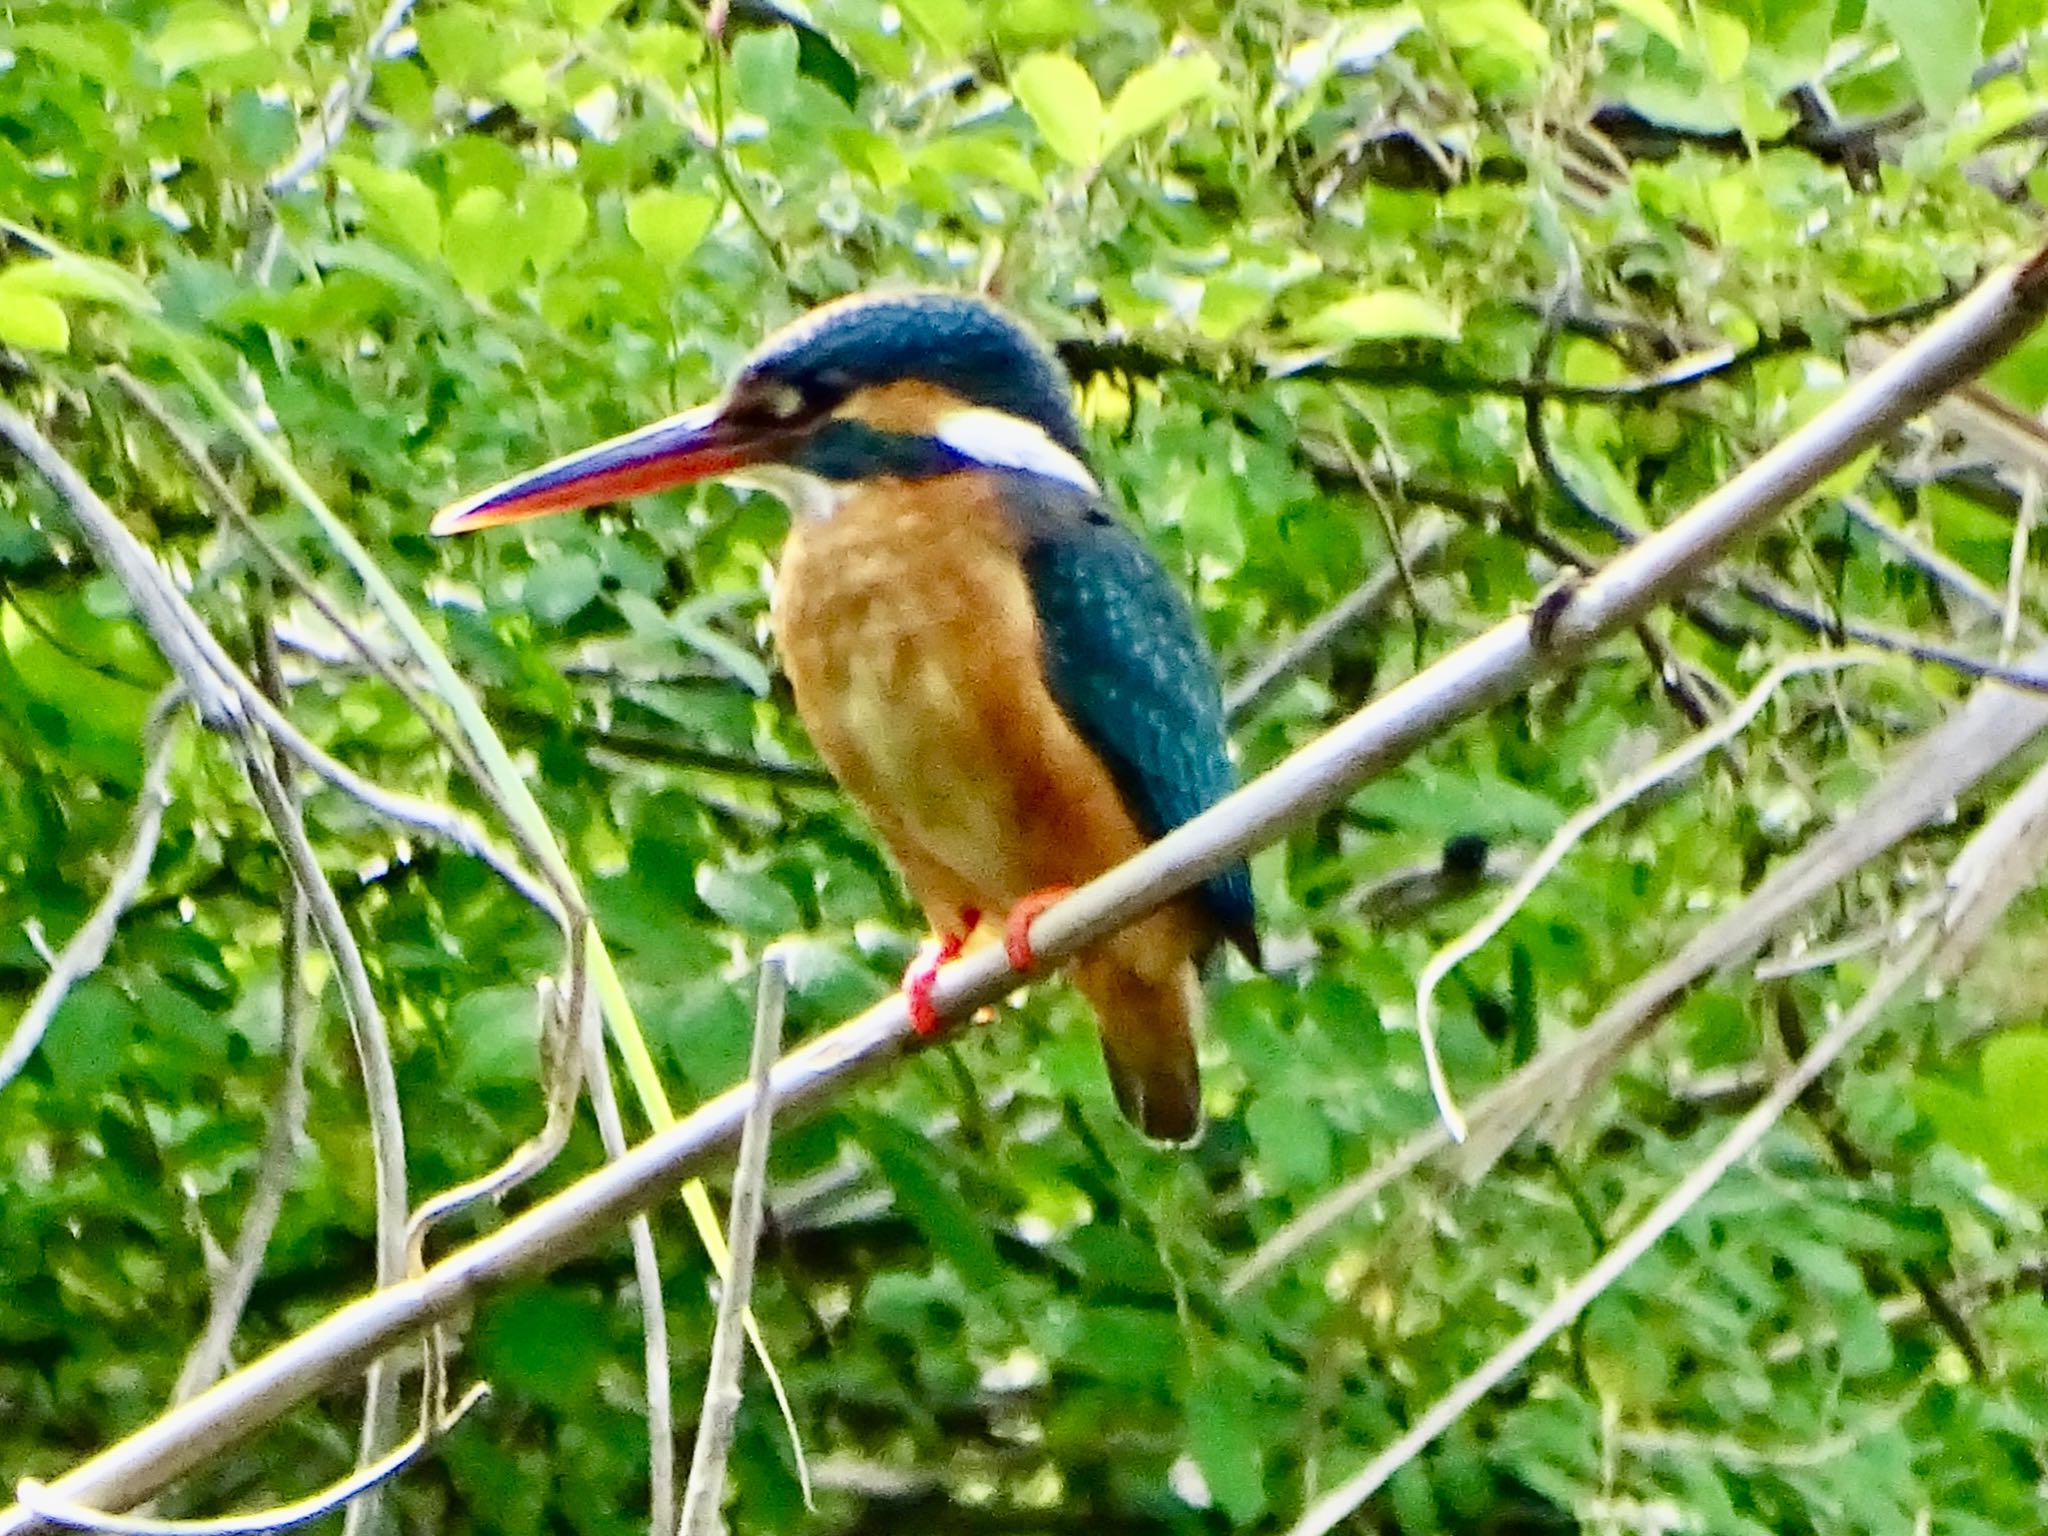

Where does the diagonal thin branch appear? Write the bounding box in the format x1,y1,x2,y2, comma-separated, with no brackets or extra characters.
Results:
265,0,419,192
1412,651,1879,1140
0,689,183,1091
678,955,788,1536
1283,927,1939,1536
172,619,314,1404
1228,637,2048,1293
1224,513,1451,723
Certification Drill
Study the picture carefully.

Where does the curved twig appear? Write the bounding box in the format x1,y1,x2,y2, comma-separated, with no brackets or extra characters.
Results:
0,689,183,1091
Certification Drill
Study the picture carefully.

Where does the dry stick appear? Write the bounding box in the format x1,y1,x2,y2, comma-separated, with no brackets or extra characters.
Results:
235,742,408,1532
5,242,2046,1536
1412,650,1881,1141
123,308,795,1505
265,0,419,191
0,690,181,1090
1228,636,2048,1293
1224,513,1452,723
1287,933,1936,1536
0,404,410,1522
1288,691,2048,1536
13,1384,490,1536
575,989,677,1536
174,890,310,1403
171,621,314,1404
678,956,788,1536
1838,493,2013,627
106,367,501,797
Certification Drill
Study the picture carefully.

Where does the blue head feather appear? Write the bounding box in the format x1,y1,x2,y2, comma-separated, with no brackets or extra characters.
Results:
740,290,1086,457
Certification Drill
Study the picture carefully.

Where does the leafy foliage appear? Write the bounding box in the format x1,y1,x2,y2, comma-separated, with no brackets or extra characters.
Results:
4,1,2048,1533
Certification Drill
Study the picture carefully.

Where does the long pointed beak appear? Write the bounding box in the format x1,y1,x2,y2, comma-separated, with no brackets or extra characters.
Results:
431,402,761,535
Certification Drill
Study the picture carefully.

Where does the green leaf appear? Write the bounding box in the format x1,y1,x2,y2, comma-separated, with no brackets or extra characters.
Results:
694,864,802,934
1012,52,1104,167
857,1112,1005,1290
896,0,978,53
334,156,443,262
519,183,589,276
1870,0,1981,116
0,281,70,352
1102,53,1222,152
1187,1345,1267,1522
443,186,525,296
1606,0,1685,47
1984,1029,2048,1150
148,2,260,78
625,188,718,269
1296,288,1460,344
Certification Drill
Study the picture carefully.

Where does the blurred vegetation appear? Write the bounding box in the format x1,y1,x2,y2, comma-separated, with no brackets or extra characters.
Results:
5,1,2048,1532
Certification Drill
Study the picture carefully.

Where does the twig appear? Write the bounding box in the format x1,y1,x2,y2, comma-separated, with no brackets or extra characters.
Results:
107,366,501,796
678,955,788,1536
236,740,409,1530
7,241,2047,1536
1224,513,1451,722
1413,651,1878,1140
1839,494,2012,628
2006,473,2037,654
403,978,587,1265
1284,925,1937,1536
0,690,182,1091
172,620,313,1403
1227,637,2048,1294
13,1383,488,1536
265,0,420,191
576,979,677,1536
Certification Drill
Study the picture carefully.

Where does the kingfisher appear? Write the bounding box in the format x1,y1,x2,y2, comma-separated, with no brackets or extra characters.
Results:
432,290,1257,1142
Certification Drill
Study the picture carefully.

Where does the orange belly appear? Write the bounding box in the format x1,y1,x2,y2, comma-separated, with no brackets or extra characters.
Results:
771,475,1149,930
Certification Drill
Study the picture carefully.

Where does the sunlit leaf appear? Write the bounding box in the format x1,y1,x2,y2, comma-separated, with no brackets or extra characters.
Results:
1102,53,1222,152
1012,51,1104,167
625,188,718,269
1296,287,1461,343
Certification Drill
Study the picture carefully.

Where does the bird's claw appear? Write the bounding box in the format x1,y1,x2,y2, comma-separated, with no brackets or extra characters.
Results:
1004,885,1074,973
902,910,979,1037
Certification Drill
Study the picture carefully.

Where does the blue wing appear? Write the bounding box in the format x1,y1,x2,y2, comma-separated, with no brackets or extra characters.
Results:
1006,478,1258,962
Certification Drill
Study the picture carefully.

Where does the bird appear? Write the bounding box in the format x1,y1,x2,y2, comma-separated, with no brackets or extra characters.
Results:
432,289,1257,1142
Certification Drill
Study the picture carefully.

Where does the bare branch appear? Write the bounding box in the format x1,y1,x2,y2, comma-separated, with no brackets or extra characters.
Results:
13,1383,488,1536
1229,637,2048,1293
265,0,420,191
1,690,181,1092
1285,926,1938,1536
678,956,788,1536
1224,513,1451,723
577,978,677,1536
172,621,313,1403
1414,651,1878,1140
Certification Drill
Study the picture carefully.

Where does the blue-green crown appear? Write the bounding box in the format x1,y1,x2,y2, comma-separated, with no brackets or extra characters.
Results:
739,290,1086,457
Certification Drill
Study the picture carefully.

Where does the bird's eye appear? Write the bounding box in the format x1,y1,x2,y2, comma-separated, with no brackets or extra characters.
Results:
763,385,807,421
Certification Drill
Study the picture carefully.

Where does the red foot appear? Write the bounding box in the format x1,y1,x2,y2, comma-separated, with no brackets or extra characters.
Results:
902,908,980,1038
1003,885,1074,973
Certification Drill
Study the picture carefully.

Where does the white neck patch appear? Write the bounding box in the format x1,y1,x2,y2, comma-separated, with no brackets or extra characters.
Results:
934,408,1100,496
731,463,851,522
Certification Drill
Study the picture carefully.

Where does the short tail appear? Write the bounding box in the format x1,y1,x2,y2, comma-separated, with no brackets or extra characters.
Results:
1071,935,1204,1145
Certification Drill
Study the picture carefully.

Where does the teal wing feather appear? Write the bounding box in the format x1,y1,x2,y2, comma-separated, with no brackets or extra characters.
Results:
1005,478,1258,962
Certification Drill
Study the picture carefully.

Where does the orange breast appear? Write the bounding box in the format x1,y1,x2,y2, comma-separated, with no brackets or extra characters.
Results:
771,475,1150,927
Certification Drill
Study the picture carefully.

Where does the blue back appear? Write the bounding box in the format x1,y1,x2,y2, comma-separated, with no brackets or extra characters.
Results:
1003,478,1258,961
